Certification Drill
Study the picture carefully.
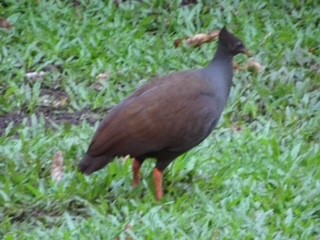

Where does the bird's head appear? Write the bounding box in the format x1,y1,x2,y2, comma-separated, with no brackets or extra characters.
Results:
219,26,251,56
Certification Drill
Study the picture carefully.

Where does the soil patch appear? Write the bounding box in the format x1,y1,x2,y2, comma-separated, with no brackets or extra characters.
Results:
0,88,106,136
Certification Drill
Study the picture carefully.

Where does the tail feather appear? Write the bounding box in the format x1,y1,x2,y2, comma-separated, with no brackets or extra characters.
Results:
78,154,113,175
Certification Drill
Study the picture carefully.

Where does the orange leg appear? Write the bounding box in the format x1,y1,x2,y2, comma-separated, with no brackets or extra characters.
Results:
153,168,164,200
132,159,142,188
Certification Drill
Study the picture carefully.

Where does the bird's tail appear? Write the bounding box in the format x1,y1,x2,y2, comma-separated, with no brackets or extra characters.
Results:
78,153,113,175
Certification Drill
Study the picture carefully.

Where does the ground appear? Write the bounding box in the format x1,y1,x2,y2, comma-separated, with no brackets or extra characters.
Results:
0,1,319,239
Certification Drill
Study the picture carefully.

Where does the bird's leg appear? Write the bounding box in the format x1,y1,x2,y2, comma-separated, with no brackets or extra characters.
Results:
153,167,164,200
132,158,143,188
153,159,173,200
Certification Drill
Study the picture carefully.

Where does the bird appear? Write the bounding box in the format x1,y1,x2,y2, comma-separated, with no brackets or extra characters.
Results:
78,27,249,200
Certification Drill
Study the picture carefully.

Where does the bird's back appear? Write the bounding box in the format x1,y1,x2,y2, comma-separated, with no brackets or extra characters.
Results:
87,69,223,160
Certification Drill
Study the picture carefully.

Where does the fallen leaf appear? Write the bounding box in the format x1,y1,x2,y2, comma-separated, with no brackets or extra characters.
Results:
97,72,110,82
175,31,219,48
93,72,110,91
308,48,316,54
125,224,133,231
51,151,64,182
247,61,263,73
231,123,244,133
53,97,69,108
174,39,183,48
124,224,134,240
25,71,47,81
0,18,13,30
233,63,242,72
186,31,219,47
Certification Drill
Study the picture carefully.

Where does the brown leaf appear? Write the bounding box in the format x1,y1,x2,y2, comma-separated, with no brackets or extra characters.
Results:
233,63,242,72
231,123,244,133
175,31,220,48
233,60,263,73
308,48,316,54
124,224,134,240
186,31,219,47
246,61,263,73
93,72,110,91
174,39,183,48
0,18,13,30
53,97,69,108
51,151,64,182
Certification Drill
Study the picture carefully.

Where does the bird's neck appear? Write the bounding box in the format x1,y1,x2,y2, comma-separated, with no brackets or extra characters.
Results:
207,44,234,104
212,44,234,65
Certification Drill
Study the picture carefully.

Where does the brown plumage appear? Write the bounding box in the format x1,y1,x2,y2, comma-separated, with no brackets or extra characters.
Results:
78,27,248,200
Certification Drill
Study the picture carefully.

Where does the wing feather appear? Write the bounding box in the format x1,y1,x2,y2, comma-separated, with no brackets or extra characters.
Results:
87,70,221,158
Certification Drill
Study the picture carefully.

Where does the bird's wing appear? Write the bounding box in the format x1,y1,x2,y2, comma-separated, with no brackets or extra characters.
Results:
88,71,220,157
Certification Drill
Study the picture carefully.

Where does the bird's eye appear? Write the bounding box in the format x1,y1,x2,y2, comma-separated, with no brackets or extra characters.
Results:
235,41,243,48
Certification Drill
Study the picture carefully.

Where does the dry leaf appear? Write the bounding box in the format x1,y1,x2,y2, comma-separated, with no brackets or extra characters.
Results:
247,61,263,73
308,48,316,54
124,224,134,240
53,97,69,108
186,31,219,47
234,61,263,73
125,224,133,231
231,123,244,133
0,18,13,30
25,71,47,80
175,31,219,48
97,72,110,82
233,63,242,72
174,39,183,48
93,72,110,91
51,151,64,182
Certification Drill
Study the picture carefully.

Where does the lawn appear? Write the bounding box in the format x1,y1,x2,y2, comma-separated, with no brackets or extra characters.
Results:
0,0,319,239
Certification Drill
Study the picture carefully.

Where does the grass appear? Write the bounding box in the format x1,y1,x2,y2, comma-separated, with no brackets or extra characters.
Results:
0,0,319,239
